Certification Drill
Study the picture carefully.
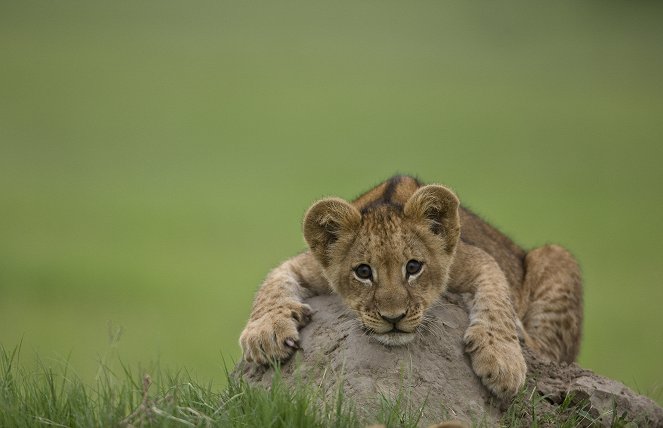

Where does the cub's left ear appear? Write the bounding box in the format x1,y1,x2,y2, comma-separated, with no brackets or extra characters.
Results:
303,197,361,267
404,185,460,254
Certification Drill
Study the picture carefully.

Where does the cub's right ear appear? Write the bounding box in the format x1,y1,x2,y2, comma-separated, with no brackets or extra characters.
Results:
303,198,361,267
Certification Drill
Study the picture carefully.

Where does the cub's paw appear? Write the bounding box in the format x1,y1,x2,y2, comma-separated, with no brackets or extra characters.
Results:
463,323,527,399
239,302,312,365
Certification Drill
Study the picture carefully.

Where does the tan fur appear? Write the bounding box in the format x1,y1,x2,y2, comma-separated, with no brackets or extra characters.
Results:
239,176,583,399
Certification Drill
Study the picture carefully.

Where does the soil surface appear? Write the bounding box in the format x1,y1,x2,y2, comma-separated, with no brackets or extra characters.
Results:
237,294,662,427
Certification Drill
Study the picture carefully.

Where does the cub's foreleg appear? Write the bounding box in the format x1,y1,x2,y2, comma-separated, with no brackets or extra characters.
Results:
239,251,328,364
449,243,527,399
520,244,583,363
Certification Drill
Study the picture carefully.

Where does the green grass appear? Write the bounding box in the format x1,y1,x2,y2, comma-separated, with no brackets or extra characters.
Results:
3,345,636,428
1,0,663,405
0,344,362,428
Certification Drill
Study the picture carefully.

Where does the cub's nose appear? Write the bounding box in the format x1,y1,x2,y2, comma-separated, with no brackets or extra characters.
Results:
379,312,406,324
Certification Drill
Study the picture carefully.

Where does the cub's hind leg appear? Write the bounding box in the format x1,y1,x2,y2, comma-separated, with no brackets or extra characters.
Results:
520,244,583,363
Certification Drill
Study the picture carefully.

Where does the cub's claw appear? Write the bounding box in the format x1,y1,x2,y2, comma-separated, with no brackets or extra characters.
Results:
284,338,300,349
463,324,527,399
239,302,312,365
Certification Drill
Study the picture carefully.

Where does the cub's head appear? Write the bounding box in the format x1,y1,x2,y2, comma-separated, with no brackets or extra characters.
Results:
303,185,460,346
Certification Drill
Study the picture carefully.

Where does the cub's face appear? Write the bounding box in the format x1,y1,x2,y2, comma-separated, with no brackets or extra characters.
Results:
303,185,460,346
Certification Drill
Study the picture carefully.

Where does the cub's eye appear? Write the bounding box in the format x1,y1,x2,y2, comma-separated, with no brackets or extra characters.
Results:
354,264,373,280
406,259,423,276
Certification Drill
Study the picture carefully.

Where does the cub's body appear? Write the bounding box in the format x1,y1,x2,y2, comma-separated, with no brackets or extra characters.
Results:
240,176,583,398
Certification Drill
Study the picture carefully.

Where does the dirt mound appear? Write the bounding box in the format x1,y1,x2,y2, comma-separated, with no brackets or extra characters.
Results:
237,294,662,427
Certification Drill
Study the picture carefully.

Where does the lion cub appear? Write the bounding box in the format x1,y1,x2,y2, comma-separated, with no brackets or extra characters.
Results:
239,176,583,398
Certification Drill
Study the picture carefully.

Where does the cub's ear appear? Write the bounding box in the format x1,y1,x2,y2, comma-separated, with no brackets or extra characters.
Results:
404,185,460,254
303,197,361,267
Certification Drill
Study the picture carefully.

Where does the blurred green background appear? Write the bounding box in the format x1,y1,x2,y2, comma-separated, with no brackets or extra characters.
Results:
1,1,662,403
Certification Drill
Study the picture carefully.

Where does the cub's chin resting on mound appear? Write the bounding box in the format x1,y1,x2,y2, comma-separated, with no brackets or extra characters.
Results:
239,175,583,399
372,331,416,347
